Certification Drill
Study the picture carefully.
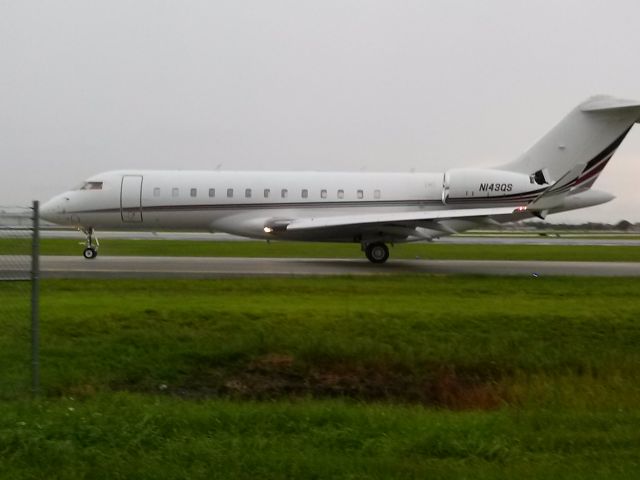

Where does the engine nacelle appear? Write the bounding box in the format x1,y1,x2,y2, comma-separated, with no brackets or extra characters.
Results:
443,169,539,204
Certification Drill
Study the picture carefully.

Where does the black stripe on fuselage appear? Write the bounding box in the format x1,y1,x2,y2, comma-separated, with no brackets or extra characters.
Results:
68,194,535,216
71,199,443,215
445,186,546,204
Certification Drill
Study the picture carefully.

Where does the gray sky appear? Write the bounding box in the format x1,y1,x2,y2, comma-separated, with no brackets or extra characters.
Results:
2,0,639,223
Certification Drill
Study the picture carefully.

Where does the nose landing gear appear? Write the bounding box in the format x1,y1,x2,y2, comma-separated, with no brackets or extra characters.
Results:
82,228,99,259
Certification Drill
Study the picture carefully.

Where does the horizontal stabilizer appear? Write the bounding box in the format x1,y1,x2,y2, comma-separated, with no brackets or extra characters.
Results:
527,163,585,211
580,96,640,114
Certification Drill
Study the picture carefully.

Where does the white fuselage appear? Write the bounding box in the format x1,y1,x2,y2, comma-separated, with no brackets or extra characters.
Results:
44,170,442,239
40,169,612,243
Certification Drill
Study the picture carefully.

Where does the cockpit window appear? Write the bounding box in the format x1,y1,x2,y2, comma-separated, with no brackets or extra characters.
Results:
79,181,103,190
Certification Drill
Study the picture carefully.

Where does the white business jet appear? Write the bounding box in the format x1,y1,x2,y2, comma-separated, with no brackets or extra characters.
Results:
41,96,640,263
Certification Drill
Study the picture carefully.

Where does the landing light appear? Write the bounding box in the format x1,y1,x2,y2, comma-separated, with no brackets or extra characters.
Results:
263,226,273,233
514,206,528,212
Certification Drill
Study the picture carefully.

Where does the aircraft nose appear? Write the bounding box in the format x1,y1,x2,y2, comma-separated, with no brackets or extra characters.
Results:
40,195,69,224
40,199,57,222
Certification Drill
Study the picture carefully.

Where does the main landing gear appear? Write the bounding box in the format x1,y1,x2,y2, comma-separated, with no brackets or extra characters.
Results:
82,228,99,260
363,242,389,264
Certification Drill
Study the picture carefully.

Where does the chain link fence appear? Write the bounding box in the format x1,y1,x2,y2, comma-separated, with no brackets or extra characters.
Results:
0,203,39,396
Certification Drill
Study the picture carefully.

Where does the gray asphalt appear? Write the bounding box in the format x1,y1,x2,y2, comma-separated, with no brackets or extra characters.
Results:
3,256,636,278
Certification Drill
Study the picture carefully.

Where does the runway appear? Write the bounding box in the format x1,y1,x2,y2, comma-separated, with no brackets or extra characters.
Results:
8,255,637,278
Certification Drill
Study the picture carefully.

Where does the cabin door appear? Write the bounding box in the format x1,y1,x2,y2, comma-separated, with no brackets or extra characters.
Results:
120,175,143,223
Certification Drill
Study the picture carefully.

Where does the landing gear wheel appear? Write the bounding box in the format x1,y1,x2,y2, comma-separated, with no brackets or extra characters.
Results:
365,242,389,264
81,227,99,259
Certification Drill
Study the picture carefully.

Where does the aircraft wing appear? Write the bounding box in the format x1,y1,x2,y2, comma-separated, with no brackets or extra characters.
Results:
281,206,521,232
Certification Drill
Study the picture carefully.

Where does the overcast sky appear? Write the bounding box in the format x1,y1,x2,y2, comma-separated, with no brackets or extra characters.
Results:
2,0,639,223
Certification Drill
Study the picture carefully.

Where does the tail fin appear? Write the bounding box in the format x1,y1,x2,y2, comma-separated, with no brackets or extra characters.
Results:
500,95,640,189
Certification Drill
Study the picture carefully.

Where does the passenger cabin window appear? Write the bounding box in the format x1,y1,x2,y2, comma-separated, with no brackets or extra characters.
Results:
190,188,197,197
337,189,344,199
264,188,270,198
172,188,179,197
374,189,381,199
301,189,308,199
245,188,252,198
357,189,363,199
153,187,161,197
281,189,288,199
321,189,327,199
227,188,234,198
209,188,215,198
80,181,103,190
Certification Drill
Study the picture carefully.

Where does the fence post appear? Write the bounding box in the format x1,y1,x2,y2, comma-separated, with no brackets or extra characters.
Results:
31,200,40,394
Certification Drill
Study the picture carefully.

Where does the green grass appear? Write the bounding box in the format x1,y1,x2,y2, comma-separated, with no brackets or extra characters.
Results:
2,276,640,478
1,276,639,402
2,395,640,479
3,237,640,261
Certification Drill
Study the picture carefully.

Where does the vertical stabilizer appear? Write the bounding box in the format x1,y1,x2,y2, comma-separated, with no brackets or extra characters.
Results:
500,96,640,187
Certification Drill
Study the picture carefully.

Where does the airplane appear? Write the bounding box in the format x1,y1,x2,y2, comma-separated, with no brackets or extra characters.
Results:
41,95,640,263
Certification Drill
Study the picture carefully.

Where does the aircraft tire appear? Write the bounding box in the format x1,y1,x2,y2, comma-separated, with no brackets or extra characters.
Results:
365,242,389,264
83,247,98,260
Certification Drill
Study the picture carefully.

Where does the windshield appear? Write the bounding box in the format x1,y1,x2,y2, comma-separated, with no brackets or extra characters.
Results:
75,181,103,191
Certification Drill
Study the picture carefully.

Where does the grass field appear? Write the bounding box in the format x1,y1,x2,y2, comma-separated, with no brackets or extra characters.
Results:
2,276,640,478
2,237,640,261
3,395,639,479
